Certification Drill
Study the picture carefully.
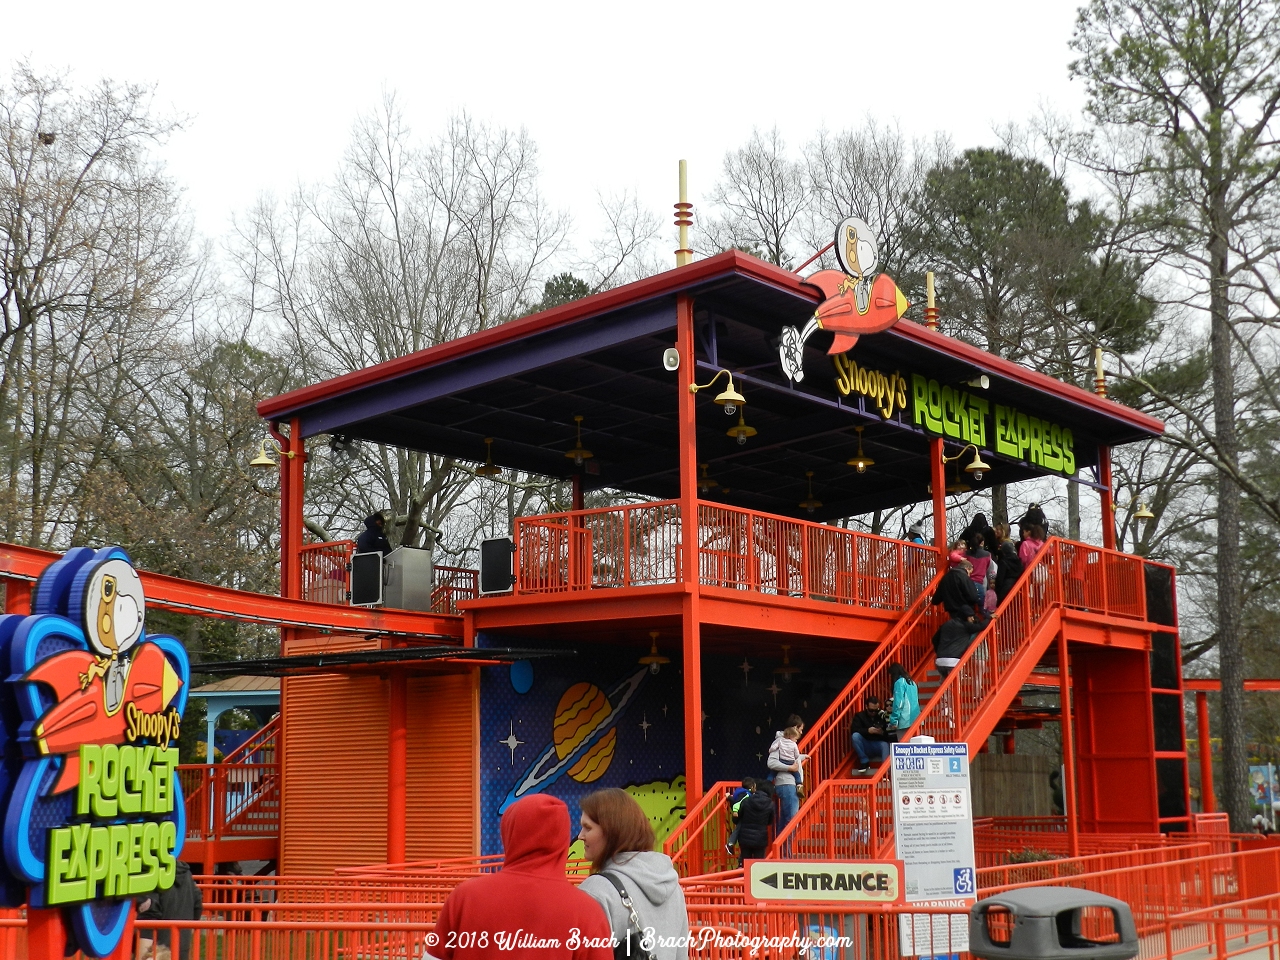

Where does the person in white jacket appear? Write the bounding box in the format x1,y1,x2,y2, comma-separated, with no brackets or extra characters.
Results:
767,714,806,834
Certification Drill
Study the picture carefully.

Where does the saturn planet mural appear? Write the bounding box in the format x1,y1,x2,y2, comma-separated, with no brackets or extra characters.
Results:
498,667,648,812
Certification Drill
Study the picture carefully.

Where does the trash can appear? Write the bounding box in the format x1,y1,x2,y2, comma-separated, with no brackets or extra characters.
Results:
970,888,1139,960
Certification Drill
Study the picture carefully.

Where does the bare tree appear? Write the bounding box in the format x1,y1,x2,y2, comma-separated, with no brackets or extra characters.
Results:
0,64,192,547
705,128,807,266
801,120,948,277
237,100,568,551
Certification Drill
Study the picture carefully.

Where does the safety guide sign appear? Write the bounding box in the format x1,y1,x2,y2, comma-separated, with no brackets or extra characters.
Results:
891,741,976,957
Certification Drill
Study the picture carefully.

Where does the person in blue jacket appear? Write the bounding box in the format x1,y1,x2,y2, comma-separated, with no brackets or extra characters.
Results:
886,662,920,737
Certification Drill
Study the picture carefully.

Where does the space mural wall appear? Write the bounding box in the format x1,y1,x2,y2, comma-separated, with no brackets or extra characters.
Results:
477,635,859,856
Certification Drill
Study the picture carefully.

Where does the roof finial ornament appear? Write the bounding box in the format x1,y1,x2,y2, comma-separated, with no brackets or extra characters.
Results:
675,160,693,267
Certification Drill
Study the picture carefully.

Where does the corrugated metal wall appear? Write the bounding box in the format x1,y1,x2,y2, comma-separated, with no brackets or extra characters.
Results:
280,647,478,874
281,672,390,874
406,673,478,859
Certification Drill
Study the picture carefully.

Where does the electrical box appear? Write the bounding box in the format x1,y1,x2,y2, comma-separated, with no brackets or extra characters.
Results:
383,546,435,612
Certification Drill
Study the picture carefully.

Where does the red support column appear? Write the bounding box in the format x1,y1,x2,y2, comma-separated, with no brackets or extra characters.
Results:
1002,732,1016,755
677,294,703,807
1196,691,1215,813
3,579,30,614
1058,633,1079,856
930,438,947,552
387,672,408,864
25,909,65,960
1099,446,1116,551
571,474,584,512
286,417,306,599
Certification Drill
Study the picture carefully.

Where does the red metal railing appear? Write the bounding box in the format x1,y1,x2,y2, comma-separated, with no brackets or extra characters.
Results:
221,715,278,766
430,565,479,613
1161,890,1280,960
0,842,1247,959
513,499,937,612
515,500,682,592
298,541,478,612
299,539,354,604
695,504,937,608
177,762,280,844
663,781,741,878
798,567,948,790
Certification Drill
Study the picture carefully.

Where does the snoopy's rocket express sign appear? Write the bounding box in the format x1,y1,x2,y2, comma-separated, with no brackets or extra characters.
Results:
0,546,189,957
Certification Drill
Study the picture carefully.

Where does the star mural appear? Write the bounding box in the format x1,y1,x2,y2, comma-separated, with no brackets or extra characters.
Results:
500,721,525,766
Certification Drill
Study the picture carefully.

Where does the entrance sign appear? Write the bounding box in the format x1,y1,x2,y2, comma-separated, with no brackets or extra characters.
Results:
745,859,903,904
0,546,189,958
892,742,975,957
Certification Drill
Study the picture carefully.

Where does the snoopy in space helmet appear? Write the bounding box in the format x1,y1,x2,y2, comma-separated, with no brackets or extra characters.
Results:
81,557,145,713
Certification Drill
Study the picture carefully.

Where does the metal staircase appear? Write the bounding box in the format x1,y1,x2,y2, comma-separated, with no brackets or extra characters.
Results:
664,569,948,877
178,715,282,872
771,539,1149,860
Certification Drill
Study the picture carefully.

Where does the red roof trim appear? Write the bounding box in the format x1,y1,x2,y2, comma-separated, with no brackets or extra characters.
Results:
257,251,809,420
258,249,1162,437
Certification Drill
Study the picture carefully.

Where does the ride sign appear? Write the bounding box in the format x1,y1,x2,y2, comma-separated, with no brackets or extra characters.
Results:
0,547,189,958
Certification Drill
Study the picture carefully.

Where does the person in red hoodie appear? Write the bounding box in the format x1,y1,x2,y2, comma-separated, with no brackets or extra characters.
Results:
428,794,614,960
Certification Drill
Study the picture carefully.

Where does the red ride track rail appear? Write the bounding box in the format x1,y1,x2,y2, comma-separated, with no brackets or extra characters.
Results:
0,542,464,640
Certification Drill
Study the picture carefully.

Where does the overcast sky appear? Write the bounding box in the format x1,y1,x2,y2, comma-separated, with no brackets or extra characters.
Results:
10,0,1089,246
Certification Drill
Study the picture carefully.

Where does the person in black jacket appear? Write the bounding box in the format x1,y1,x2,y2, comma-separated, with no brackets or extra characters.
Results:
850,696,891,773
355,512,392,556
959,513,998,558
994,540,1023,605
735,779,775,861
137,860,203,959
932,615,983,679
1016,503,1048,535
932,556,981,619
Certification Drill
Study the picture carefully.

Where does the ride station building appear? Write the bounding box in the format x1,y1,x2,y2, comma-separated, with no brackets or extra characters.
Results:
243,223,1186,877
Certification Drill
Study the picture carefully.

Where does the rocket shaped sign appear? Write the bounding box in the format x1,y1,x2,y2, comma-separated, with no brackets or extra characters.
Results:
779,217,910,383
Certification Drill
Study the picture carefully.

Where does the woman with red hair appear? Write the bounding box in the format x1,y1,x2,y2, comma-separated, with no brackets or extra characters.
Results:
577,788,690,960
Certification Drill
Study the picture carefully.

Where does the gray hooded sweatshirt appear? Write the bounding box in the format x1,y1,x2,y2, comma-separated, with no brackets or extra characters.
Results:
579,851,690,960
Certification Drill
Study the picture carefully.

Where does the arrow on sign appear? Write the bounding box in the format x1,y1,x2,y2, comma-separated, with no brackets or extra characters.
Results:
760,872,778,888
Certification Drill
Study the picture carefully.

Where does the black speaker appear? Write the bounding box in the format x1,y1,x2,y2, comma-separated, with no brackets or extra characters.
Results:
480,538,516,594
350,552,383,606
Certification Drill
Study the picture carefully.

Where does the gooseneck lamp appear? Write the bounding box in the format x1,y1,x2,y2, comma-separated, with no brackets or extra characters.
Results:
689,369,746,416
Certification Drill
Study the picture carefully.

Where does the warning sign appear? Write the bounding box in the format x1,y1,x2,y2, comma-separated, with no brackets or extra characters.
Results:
891,742,976,903
745,860,904,904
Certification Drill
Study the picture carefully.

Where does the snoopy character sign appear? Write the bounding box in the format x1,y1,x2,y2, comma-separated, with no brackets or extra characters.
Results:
0,546,189,957
779,217,911,383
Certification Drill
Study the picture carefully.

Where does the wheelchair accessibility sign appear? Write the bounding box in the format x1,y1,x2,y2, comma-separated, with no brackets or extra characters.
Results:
953,867,975,896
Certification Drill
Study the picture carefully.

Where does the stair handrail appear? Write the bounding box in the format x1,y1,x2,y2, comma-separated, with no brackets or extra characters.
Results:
222,715,280,766
664,781,739,878
898,539,1069,750
797,563,948,789
771,538,1080,861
